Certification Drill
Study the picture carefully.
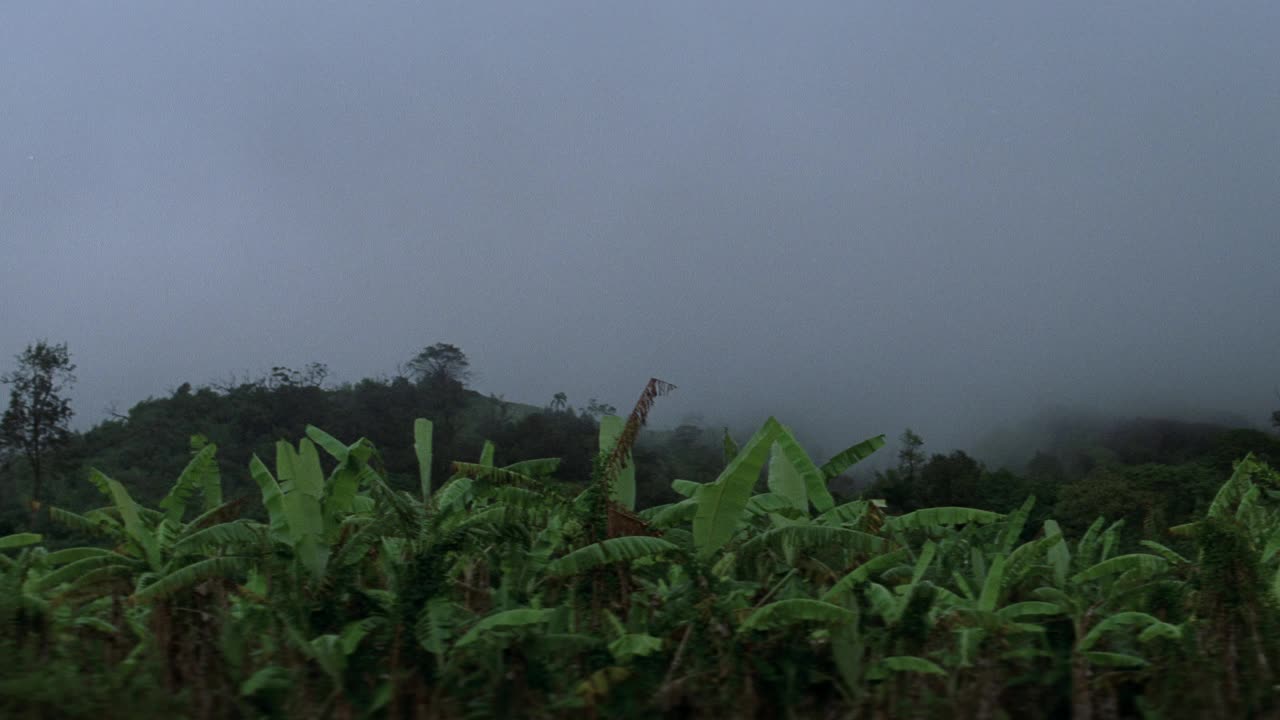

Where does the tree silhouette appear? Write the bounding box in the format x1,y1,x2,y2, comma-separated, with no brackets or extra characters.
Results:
406,343,472,472
406,343,471,387
897,428,925,482
1,340,76,519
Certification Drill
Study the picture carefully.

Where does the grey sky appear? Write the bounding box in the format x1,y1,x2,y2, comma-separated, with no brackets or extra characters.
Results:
3,2,1278,459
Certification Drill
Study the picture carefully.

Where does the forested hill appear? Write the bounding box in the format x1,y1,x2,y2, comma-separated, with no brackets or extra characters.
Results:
0,370,728,535
3,356,1279,551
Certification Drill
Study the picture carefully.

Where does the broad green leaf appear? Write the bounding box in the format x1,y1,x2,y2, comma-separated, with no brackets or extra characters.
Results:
723,428,739,465
275,441,298,492
773,425,831,513
0,533,41,551
1208,454,1256,519
456,608,555,647
1099,519,1124,563
888,507,1002,532
910,541,937,587
671,479,702,498
998,601,1062,620
1139,540,1190,565
34,553,141,592
740,598,855,632
767,443,808,512
308,635,346,681
172,521,264,557
73,617,118,634
133,557,251,603
978,554,1007,612
646,498,698,528
1084,651,1147,668
434,477,474,513
414,418,433,500
306,425,350,462
956,627,986,667
294,440,326,499
99,472,162,572
1079,612,1162,650
502,457,560,478
1076,517,1107,568
44,547,113,565
457,504,548,533
65,564,139,595
1032,587,1078,614
747,492,805,517
823,549,912,602
324,460,373,528
1044,520,1070,587
47,506,122,540
450,463,542,489
479,440,495,468
1262,527,1280,564
340,617,382,654
546,537,679,577
818,500,871,527
999,495,1036,554
608,633,664,662
283,490,324,546
290,534,328,582
831,624,865,691
820,434,887,480
281,466,328,581
250,455,290,544
1072,554,1167,584
693,418,781,556
241,667,291,697
186,497,247,531
415,598,464,657
159,444,221,522
1003,534,1063,593
951,571,976,600
741,525,886,567
1138,622,1182,642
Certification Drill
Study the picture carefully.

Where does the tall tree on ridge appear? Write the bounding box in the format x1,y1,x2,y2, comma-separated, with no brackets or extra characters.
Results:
1,340,77,521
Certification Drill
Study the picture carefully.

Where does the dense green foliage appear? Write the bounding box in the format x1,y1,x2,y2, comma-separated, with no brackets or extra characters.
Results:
2,401,1280,718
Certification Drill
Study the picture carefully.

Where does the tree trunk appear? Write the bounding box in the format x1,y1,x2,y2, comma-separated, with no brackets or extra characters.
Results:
28,451,42,528
1098,685,1119,720
975,658,1000,719
1071,651,1092,720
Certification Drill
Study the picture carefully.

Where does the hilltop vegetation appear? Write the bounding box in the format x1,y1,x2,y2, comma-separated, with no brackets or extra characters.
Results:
0,350,727,536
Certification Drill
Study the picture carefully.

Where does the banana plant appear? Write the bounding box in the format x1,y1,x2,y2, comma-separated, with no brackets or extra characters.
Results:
1028,516,1174,720
1173,454,1280,600
38,442,258,604
248,428,384,585
690,417,887,558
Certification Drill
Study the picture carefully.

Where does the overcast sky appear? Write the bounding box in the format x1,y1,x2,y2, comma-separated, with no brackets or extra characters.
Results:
3,2,1278,459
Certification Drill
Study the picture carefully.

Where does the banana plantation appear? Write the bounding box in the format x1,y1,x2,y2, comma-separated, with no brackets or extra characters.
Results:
2,380,1278,719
